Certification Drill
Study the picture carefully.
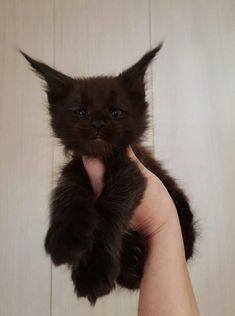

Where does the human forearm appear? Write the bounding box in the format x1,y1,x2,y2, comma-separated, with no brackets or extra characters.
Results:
138,208,200,316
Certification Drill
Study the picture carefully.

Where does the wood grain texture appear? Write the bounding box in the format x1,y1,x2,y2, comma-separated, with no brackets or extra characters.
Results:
51,1,150,315
150,1,235,316
0,0,234,315
0,0,53,315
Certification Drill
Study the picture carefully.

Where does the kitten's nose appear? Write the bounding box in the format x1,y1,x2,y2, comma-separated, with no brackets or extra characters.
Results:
91,119,105,129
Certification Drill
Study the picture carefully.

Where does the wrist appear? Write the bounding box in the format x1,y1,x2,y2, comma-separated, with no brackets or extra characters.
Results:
147,211,185,256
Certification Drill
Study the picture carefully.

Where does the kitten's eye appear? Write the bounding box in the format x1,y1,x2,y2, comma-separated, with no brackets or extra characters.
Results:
78,109,88,117
72,108,88,117
110,109,123,118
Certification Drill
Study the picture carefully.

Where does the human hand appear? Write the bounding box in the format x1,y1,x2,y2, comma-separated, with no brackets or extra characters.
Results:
82,146,177,239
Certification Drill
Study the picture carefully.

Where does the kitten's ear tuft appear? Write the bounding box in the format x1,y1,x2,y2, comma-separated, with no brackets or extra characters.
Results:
119,42,163,92
20,50,73,100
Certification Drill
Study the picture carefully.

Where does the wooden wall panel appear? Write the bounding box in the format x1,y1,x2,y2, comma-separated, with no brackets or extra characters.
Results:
150,1,235,316
51,1,150,315
0,0,53,315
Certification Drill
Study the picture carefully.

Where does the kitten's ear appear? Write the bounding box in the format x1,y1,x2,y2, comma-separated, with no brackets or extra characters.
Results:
20,50,73,100
119,43,163,92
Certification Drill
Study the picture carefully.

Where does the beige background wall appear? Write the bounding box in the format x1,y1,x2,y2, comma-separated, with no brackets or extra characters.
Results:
0,0,235,315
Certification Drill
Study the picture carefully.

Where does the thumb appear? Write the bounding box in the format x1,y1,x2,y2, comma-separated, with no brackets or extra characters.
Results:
127,146,149,176
82,157,105,198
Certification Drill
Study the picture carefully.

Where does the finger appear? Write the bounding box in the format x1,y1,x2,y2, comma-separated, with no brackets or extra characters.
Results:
82,157,105,198
127,146,148,175
127,146,135,159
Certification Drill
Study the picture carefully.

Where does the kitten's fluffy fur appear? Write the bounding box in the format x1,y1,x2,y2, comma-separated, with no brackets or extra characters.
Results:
21,44,196,304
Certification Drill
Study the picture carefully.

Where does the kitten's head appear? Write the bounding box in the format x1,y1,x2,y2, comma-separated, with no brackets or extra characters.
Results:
21,44,162,158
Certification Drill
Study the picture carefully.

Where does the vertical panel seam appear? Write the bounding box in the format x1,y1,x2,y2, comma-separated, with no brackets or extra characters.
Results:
148,0,155,151
49,1,56,315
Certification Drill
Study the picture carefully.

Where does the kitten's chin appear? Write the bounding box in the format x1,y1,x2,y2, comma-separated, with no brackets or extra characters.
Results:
80,140,114,158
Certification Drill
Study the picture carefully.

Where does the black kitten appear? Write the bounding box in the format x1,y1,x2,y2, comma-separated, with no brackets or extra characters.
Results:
21,43,196,304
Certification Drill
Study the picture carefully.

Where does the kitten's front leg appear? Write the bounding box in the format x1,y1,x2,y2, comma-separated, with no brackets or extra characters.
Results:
72,156,146,304
45,158,98,266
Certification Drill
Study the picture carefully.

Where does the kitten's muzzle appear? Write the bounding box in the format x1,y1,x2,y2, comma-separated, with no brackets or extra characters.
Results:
91,119,105,130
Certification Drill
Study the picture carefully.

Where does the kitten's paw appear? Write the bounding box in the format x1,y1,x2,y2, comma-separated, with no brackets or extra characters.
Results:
44,224,93,266
117,230,146,289
71,249,119,304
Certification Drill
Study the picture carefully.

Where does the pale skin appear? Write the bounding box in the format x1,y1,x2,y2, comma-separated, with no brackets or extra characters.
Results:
82,147,200,316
